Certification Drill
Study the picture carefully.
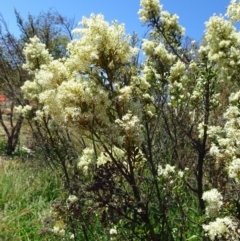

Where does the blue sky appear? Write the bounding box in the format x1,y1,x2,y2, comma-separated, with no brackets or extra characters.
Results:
0,0,230,41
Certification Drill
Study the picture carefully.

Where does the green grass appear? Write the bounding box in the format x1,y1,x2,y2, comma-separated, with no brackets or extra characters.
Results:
0,159,62,241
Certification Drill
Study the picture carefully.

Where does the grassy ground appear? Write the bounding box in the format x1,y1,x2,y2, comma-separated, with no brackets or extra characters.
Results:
0,158,62,241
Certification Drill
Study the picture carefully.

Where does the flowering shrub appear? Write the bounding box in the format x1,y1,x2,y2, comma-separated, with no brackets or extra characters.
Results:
202,217,239,241
18,0,240,240
202,189,223,217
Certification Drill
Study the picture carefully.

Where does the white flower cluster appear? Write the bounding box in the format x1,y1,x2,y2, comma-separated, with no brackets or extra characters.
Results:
21,14,140,141
66,195,78,209
157,165,186,194
23,36,53,73
206,16,237,56
109,227,117,235
66,195,78,205
138,0,185,38
158,164,175,178
118,86,133,104
200,14,240,80
138,0,162,23
197,122,206,139
56,79,110,128
142,39,156,56
69,14,138,73
228,158,240,182
210,91,240,183
37,60,69,90
159,11,185,37
202,217,238,240
115,112,143,144
52,220,66,237
168,60,188,105
154,42,176,65
15,105,32,118
97,146,125,166
227,0,240,22
21,80,40,101
207,126,223,139
132,75,151,93
168,60,186,82
77,147,96,174
202,189,223,217
142,40,176,66
109,227,118,241
52,225,65,236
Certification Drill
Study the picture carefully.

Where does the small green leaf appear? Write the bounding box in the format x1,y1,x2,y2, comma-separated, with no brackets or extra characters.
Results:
187,235,198,240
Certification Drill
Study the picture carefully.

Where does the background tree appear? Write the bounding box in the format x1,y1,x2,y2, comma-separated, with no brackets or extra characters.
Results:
15,9,75,58
0,14,26,155
0,10,75,155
